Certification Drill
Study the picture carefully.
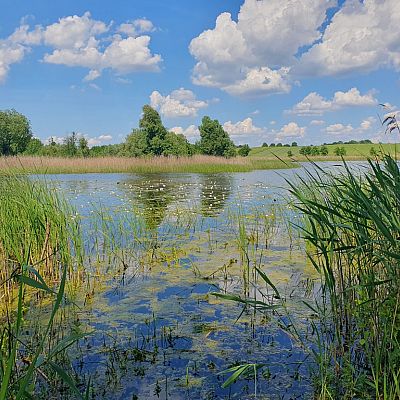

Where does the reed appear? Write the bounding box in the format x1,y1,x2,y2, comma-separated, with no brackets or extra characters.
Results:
288,155,400,399
0,155,296,174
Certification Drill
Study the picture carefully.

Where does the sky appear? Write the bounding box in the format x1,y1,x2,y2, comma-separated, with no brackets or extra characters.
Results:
0,0,399,147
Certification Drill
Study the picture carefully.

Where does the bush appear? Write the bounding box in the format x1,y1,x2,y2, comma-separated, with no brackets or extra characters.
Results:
238,144,251,157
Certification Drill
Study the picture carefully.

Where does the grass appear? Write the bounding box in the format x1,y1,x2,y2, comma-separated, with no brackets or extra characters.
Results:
287,154,400,399
0,175,89,399
250,142,399,161
0,155,296,174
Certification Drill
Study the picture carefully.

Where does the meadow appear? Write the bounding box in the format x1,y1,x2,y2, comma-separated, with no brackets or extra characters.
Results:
250,142,400,160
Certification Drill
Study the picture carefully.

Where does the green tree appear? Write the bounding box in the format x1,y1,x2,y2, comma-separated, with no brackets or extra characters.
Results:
262,142,268,147
198,116,236,157
334,146,346,156
140,105,167,155
291,142,298,147
162,132,192,156
24,138,43,155
78,137,89,157
238,144,251,157
124,129,149,157
310,146,320,156
320,145,329,156
0,109,32,155
64,132,78,157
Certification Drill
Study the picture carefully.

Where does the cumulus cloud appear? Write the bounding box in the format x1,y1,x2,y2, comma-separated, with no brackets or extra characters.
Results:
0,41,26,83
290,88,377,116
276,122,306,140
324,117,377,136
223,117,263,136
0,12,161,84
118,19,154,36
189,0,335,96
150,88,208,118
87,134,113,147
170,125,200,141
297,0,400,76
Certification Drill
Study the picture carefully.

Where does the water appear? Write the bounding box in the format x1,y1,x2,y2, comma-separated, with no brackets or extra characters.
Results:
31,163,366,399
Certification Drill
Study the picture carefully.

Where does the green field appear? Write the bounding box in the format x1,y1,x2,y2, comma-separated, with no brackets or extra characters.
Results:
250,142,400,160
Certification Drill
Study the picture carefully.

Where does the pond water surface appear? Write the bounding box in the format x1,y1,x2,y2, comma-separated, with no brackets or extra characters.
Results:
32,162,365,400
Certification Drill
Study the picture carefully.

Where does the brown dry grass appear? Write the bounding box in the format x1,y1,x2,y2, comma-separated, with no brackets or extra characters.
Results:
0,155,295,174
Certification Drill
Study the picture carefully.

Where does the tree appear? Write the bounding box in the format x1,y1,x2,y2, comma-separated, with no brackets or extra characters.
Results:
140,105,167,155
24,138,43,155
64,132,78,156
238,144,251,157
78,137,89,157
124,129,149,156
320,145,329,156
198,116,236,157
276,142,283,147
270,143,276,147
291,142,298,147
162,132,192,156
0,109,32,155
262,142,268,147
334,146,346,156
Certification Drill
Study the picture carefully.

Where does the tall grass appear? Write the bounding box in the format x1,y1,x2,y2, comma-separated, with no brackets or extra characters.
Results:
0,175,89,399
288,155,400,398
0,175,83,302
0,155,296,174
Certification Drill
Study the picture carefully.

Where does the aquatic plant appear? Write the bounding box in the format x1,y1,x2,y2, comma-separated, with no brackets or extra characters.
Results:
288,155,400,399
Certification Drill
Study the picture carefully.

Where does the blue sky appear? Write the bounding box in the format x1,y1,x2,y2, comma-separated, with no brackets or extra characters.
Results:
0,0,398,146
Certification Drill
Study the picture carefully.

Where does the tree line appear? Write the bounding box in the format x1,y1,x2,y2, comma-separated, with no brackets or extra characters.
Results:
0,106,251,158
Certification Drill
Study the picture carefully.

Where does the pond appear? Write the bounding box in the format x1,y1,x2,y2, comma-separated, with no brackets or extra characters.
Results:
29,162,364,399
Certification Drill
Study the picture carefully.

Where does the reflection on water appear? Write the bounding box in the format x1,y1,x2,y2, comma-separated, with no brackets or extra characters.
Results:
28,164,363,399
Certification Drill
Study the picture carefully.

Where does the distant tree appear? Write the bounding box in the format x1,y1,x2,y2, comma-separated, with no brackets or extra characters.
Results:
198,116,236,157
270,143,276,147
291,142,298,147
299,146,312,156
0,109,32,155
64,132,78,156
262,142,268,147
310,146,320,156
276,142,283,147
320,145,329,156
24,137,43,155
78,137,90,157
238,144,251,157
287,150,293,157
334,146,346,156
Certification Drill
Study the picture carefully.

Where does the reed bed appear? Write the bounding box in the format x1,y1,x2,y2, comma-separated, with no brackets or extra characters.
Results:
0,155,295,174
288,155,400,399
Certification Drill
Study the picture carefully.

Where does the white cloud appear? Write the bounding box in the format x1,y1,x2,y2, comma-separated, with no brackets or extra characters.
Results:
290,88,377,116
324,117,377,136
325,123,354,135
150,88,208,118
87,134,113,147
118,19,154,36
310,119,325,125
170,125,200,141
189,0,335,96
0,12,161,84
223,117,263,136
276,122,306,139
0,41,26,83
297,0,400,76
223,66,291,97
